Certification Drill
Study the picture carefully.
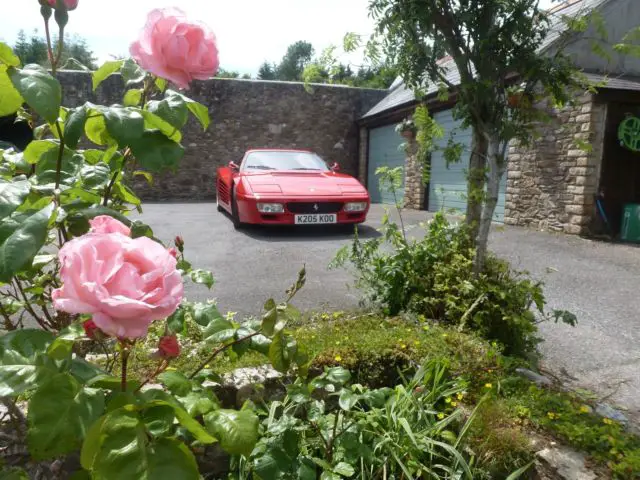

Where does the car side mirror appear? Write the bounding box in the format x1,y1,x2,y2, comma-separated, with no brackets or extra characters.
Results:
330,162,340,172
229,161,239,171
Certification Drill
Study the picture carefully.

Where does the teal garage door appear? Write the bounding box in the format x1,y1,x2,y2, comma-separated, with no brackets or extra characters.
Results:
428,110,506,222
367,124,405,204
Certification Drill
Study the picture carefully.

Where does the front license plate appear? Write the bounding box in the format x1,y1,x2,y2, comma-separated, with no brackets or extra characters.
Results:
294,214,337,225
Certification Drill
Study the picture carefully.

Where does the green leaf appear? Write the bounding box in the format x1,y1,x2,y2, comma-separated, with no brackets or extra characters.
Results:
85,113,113,146
64,105,88,149
129,131,184,173
0,467,29,480
112,182,141,208
157,371,191,397
155,77,167,92
80,163,111,189
250,334,272,356
0,179,30,221
0,67,23,117
193,303,225,327
204,409,259,456
9,65,61,124
23,139,58,164
298,460,317,480
202,316,235,344
147,94,188,130
189,269,214,289
0,42,20,67
34,149,83,186
141,404,174,437
140,110,182,143
262,299,277,336
326,367,351,386
506,461,534,480
147,438,200,479
142,394,216,445
166,306,186,334
92,60,124,91
101,106,144,147
269,332,291,373
333,462,355,477
0,203,54,282
27,372,105,460
129,220,153,238
167,89,210,130
178,391,217,417
0,329,55,396
120,59,145,86
123,89,143,107
46,323,85,361
133,170,153,185
338,389,358,411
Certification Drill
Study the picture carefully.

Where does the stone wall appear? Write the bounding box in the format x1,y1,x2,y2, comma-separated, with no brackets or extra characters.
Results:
504,93,606,234
57,71,386,200
403,140,425,210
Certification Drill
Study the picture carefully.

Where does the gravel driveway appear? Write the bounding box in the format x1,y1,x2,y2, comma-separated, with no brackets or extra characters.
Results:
138,202,640,421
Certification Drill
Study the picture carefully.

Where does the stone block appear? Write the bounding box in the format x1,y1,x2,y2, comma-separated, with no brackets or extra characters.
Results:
567,150,584,158
566,205,585,215
576,156,589,167
564,224,582,234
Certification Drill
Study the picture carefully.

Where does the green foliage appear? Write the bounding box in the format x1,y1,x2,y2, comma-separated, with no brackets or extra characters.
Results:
12,30,97,70
333,213,573,356
276,40,315,81
238,361,485,479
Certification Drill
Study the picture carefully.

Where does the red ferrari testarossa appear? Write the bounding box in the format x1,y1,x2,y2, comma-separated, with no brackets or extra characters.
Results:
216,149,370,228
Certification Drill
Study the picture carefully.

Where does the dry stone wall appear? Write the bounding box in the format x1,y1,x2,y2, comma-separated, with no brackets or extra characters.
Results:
57,71,386,201
504,93,606,234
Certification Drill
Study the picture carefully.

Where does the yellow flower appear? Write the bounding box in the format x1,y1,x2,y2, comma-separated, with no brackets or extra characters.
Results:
437,413,445,420
547,412,559,420
400,344,407,349
603,418,614,425
166,367,177,372
484,383,493,389
414,340,421,346
335,341,341,346
451,401,458,407
442,333,448,338
487,369,493,373
204,364,211,369
422,325,430,331
579,405,590,414
456,392,464,400
334,355,342,362
445,397,452,404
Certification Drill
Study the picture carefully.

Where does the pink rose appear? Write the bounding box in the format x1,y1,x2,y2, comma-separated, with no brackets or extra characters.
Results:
52,232,183,339
46,0,79,10
168,247,178,258
89,215,131,236
130,8,219,90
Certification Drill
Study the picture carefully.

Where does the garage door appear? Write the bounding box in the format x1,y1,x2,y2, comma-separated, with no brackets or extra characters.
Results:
367,124,405,204
428,110,506,222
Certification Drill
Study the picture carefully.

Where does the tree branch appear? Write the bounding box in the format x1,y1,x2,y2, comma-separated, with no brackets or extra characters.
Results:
188,331,262,380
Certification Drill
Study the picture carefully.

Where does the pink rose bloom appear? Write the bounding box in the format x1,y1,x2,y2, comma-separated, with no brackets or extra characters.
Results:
89,215,131,236
130,8,219,90
52,230,183,339
47,0,79,10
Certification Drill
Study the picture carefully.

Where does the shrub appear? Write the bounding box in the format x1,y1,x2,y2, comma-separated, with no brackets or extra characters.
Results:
333,213,575,357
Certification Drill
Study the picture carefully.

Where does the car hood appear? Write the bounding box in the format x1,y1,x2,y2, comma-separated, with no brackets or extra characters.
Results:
244,172,367,197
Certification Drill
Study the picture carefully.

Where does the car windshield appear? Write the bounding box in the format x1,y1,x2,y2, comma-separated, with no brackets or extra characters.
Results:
243,151,329,171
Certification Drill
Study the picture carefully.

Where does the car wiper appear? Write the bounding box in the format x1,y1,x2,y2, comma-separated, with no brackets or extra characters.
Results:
246,165,275,170
291,168,322,171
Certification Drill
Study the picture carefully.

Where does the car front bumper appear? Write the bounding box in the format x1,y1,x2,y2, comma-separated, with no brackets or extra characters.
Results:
236,194,370,225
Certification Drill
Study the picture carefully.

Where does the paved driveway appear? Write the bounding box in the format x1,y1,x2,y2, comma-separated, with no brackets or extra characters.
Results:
138,203,640,420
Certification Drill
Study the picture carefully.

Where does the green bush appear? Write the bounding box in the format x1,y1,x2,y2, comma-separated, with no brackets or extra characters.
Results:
333,213,575,357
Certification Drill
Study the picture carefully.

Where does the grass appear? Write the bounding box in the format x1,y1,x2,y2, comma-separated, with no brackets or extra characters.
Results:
105,311,640,478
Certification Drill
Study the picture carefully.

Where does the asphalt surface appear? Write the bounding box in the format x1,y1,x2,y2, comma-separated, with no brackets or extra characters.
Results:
138,203,640,420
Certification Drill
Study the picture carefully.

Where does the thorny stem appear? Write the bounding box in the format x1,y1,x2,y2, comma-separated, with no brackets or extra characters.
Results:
54,27,65,70
43,17,55,74
53,121,65,190
102,148,131,206
14,279,47,330
326,412,341,463
121,347,130,392
135,359,169,393
188,331,262,380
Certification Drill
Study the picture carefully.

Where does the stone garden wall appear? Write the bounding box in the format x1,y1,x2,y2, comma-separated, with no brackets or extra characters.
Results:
504,93,606,234
57,71,387,200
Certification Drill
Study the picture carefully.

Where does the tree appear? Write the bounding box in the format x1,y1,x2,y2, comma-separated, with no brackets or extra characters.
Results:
277,41,314,81
370,0,583,270
12,29,97,69
216,68,240,78
257,61,277,80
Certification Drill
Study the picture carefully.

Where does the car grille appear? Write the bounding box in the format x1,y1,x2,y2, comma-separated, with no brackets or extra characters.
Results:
286,202,343,214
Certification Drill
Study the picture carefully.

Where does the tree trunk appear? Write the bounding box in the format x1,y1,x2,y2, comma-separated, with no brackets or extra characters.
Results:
474,134,506,273
465,128,488,244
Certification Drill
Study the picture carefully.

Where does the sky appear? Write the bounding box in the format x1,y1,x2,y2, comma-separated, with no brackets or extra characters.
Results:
1,0,558,75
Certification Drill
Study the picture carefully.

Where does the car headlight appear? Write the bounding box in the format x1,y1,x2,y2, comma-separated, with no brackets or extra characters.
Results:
257,203,284,213
344,202,368,212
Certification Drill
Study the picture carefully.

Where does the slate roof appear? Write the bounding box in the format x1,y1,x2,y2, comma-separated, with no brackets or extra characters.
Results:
362,0,616,120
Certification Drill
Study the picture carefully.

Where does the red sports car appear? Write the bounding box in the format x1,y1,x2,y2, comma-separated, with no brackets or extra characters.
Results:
216,149,370,228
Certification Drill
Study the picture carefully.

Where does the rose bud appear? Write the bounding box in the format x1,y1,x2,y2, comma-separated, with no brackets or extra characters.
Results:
175,236,184,253
157,335,181,359
83,319,107,340
47,0,79,10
